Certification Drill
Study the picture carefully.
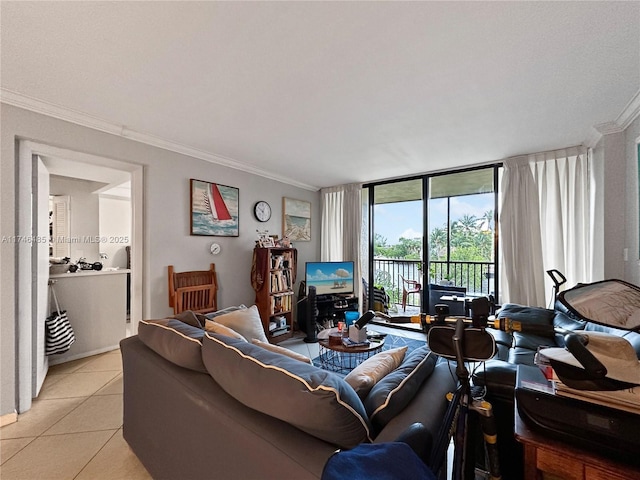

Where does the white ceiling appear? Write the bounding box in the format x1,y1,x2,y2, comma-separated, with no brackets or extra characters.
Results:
2,2,639,190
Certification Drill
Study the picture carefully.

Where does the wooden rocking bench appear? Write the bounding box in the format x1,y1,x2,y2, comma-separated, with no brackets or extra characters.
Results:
168,263,218,315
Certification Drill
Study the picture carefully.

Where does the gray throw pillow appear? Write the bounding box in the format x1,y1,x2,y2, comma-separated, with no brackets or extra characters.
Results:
364,346,437,433
138,319,206,372
202,333,372,448
173,310,207,328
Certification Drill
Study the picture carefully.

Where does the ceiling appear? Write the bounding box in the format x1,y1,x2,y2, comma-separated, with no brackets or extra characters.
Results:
2,2,639,191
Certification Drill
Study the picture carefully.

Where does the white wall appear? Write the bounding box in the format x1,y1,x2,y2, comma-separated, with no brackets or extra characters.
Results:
99,196,131,269
49,175,103,262
0,104,320,417
625,115,640,285
592,119,640,283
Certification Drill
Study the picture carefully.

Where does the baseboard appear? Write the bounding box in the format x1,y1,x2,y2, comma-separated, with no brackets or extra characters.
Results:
0,411,18,427
47,344,120,366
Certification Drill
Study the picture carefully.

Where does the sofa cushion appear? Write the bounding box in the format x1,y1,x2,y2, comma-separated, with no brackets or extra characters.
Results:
202,333,372,448
498,303,555,339
204,320,248,342
251,338,313,364
211,305,269,343
344,347,407,398
204,304,247,320
364,346,437,432
138,319,206,372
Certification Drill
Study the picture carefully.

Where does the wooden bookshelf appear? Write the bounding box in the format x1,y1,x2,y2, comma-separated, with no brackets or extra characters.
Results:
251,246,297,343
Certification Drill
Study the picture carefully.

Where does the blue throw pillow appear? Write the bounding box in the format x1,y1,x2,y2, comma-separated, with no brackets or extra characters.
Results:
364,346,437,433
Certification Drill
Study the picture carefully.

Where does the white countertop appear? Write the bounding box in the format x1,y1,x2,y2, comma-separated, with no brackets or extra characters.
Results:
49,268,130,279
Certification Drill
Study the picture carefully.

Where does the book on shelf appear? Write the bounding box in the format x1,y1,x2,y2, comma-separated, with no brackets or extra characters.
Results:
269,271,291,293
271,254,284,269
269,293,292,314
270,326,290,337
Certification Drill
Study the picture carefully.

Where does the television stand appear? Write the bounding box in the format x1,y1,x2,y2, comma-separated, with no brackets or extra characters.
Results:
315,294,358,327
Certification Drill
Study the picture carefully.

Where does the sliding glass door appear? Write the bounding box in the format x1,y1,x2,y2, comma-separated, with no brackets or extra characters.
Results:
366,165,499,316
367,178,424,315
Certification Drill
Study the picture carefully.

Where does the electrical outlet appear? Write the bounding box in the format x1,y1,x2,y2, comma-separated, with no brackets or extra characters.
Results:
623,248,628,261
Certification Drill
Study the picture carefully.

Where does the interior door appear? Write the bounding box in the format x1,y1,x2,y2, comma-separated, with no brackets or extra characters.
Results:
33,155,49,396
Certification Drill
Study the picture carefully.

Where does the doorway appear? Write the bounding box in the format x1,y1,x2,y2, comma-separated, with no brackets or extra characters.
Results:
16,141,143,413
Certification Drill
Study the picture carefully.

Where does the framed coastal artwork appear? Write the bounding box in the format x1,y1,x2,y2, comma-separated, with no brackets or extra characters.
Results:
282,197,311,241
190,179,239,236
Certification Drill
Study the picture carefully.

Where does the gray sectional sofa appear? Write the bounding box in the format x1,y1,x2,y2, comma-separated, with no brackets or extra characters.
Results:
121,315,456,479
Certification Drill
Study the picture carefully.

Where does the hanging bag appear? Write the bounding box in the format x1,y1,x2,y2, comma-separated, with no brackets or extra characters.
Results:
45,281,76,355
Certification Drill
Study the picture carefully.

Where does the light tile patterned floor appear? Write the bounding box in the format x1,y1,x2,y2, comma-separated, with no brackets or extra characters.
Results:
0,349,151,480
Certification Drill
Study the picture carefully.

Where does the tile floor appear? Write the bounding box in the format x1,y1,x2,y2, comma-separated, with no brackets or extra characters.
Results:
0,349,151,480
0,326,426,480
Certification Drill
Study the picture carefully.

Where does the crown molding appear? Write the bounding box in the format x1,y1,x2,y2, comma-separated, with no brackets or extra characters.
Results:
583,127,603,149
0,89,319,191
616,88,640,130
593,121,625,135
583,88,640,148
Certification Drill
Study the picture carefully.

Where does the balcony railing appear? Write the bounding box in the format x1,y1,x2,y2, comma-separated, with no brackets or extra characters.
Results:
372,258,495,309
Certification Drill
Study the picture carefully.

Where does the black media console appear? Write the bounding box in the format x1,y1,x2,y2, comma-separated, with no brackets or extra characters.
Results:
315,294,359,326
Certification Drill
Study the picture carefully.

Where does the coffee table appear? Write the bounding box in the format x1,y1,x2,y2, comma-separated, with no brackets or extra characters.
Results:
317,335,385,374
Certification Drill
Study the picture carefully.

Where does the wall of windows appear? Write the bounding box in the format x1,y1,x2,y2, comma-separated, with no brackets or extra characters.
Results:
364,165,501,314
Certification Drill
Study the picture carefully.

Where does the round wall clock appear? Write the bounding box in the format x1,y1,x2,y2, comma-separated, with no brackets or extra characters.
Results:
254,201,272,222
210,243,221,255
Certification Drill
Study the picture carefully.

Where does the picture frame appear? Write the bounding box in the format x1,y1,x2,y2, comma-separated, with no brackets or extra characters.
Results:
256,230,274,247
262,236,275,248
282,197,311,241
190,179,239,236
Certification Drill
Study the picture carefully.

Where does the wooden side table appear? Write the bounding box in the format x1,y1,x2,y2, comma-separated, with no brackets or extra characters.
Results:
514,404,639,480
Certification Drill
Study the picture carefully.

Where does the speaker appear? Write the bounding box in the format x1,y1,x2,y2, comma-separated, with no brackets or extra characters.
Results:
304,286,319,343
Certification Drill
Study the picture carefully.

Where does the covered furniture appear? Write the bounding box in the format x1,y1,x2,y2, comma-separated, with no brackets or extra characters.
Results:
427,283,466,316
121,310,456,479
168,263,218,315
400,275,422,312
473,301,640,478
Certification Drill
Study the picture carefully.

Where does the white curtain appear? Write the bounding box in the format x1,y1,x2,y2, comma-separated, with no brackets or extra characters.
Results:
500,147,593,307
500,156,547,306
531,147,592,305
320,184,363,301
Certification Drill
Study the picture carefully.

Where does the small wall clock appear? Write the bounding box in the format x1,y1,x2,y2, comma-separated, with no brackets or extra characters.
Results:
253,201,271,222
210,243,221,255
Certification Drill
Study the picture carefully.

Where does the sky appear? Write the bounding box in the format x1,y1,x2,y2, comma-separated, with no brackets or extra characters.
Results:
373,193,494,245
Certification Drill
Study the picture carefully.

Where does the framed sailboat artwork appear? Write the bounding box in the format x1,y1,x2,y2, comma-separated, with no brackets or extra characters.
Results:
190,179,239,236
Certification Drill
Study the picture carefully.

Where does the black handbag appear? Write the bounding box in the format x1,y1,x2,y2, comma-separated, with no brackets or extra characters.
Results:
45,282,76,355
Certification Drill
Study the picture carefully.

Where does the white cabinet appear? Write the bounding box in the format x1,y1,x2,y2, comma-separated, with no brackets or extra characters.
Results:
48,270,129,365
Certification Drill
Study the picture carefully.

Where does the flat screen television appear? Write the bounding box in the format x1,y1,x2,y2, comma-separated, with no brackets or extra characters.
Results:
305,261,355,296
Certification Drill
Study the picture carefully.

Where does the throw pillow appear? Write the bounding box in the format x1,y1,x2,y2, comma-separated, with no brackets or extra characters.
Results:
213,305,269,343
173,310,207,329
364,346,437,433
202,333,372,448
344,346,408,398
204,320,247,342
138,318,207,372
204,304,247,320
251,339,312,364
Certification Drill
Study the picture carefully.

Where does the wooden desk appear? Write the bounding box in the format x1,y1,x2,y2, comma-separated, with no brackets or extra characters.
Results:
514,405,639,480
